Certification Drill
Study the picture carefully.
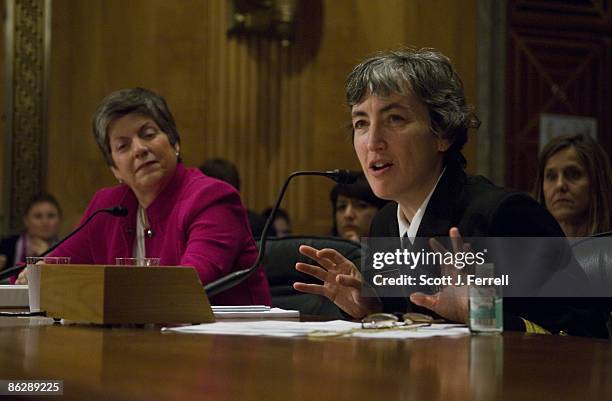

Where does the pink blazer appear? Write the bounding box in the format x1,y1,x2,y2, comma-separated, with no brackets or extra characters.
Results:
49,164,271,306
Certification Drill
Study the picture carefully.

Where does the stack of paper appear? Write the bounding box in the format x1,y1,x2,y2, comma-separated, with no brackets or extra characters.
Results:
163,320,469,339
211,305,299,319
163,320,358,337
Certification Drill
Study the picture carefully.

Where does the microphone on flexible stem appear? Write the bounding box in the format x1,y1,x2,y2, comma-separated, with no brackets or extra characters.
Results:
0,206,129,281
204,169,358,297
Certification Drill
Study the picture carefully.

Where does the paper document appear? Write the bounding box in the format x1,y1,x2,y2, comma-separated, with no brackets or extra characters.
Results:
212,306,299,319
212,305,270,312
163,320,469,339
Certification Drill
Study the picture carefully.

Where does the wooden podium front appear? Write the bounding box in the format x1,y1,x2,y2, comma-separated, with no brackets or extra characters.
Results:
39,265,215,324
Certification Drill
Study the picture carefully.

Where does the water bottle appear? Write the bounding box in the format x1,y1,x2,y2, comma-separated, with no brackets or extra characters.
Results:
469,263,503,333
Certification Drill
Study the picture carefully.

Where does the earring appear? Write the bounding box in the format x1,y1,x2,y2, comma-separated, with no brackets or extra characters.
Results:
118,179,123,184
175,151,180,157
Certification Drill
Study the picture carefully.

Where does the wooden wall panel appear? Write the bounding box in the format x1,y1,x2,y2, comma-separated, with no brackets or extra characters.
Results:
48,0,209,233
2,0,50,233
506,0,612,191
0,1,5,228
511,0,611,32
201,0,317,231
46,0,478,235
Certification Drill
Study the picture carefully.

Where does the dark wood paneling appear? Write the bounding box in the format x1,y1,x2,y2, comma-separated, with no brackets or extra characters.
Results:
0,1,5,230
505,0,612,191
509,0,611,32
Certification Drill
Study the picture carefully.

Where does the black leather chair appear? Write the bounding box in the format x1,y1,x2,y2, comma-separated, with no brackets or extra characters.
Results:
570,231,612,339
257,235,362,318
570,231,612,290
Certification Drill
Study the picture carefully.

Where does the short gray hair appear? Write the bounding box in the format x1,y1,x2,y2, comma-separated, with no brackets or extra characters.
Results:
92,87,181,166
345,48,480,167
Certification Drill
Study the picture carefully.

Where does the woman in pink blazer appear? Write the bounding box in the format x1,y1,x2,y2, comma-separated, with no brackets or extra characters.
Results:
16,88,270,306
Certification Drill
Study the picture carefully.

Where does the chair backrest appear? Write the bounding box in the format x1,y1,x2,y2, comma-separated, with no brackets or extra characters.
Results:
258,235,362,318
570,235,612,290
570,234,612,339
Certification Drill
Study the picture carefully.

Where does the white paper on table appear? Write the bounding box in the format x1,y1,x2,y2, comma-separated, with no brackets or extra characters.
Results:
212,307,299,319
162,320,360,337
162,320,469,339
212,305,270,312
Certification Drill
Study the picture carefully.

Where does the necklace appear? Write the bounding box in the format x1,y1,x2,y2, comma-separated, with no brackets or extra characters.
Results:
139,205,154,238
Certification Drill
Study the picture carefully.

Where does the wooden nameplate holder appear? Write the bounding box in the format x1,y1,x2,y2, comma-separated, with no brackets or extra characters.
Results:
39,264,215,324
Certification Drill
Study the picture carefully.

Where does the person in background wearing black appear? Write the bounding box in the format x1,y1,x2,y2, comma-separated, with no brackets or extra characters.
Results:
330,172,387,242
262,207,292,237
0,193,62,283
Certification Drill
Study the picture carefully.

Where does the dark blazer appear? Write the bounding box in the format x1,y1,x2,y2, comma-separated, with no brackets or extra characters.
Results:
367,161,607,337
247,210,267,238
0,234,20,270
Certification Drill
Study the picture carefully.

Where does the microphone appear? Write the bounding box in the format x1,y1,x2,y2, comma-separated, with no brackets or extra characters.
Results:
319,169,360,184
204,169,358,297
0,206,128,281
105,206,129,217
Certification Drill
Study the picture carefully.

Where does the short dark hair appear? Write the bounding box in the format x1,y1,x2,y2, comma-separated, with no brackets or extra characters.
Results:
330,172,387,210
199,158,241,191
24,193,62,218
330,171,387,235
345,48,480,167
262,207,291,225
92,87,181,166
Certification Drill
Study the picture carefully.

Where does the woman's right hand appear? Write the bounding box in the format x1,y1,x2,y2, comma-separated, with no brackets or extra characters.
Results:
15,268,28,285
293,245,381,319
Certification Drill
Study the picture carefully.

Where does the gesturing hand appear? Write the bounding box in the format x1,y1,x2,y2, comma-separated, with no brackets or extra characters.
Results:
409,227,469,323
293,245,381,319
15,268,29,285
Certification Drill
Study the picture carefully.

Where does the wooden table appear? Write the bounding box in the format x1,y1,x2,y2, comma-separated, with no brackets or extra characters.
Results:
0,317,610,401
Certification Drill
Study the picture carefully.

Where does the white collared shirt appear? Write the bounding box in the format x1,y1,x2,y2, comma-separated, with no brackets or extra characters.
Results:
397,169,446,244
133,204,147,259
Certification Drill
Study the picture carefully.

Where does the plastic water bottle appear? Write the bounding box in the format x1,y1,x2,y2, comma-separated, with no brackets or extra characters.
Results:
469,263,503,333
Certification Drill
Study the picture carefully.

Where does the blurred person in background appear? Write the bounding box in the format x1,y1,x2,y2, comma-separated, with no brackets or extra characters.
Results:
330,172,387,242
533,133,612,237
262,207,292,237
0,193,62,282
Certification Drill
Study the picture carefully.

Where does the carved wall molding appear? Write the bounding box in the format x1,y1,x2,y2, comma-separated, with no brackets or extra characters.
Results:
3,0,50,232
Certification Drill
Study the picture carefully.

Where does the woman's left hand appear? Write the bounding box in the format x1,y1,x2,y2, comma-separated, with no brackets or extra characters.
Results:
409,227,469,323
15,268,28,285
